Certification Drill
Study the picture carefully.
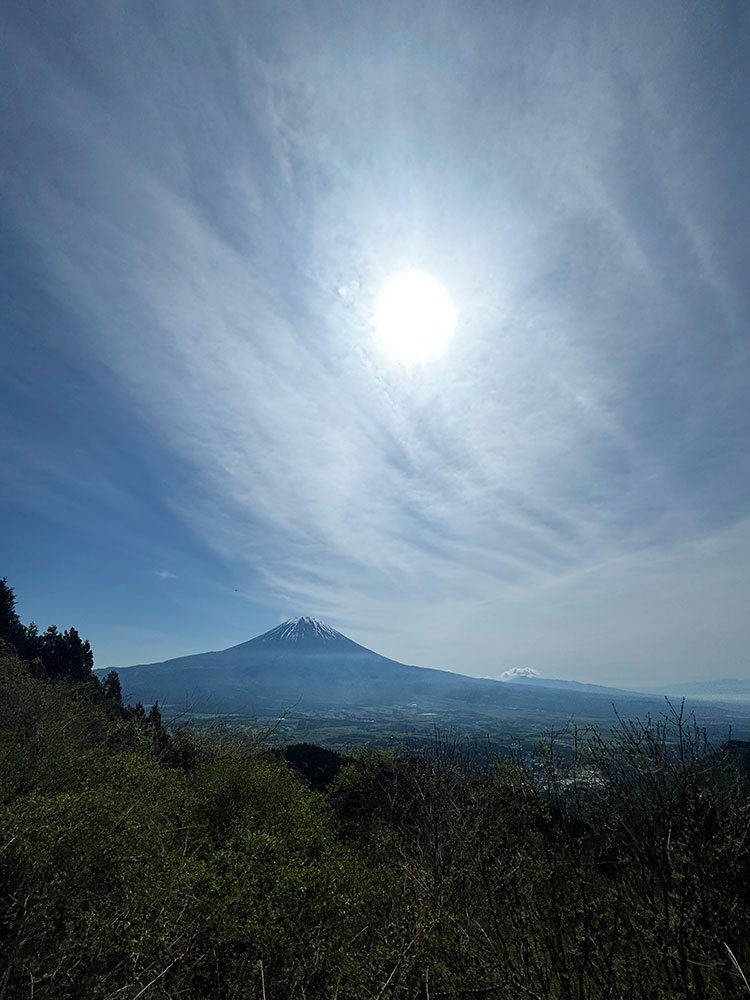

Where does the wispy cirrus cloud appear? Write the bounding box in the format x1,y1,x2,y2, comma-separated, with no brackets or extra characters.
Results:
1,1,748,682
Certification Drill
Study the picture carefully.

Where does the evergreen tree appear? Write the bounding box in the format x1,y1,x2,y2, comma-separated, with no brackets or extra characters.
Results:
38,625,94,681
0,577,30,656
100,670,125,712
146,701,162,730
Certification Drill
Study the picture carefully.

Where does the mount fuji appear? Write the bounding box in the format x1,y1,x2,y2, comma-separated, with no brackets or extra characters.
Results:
103,616,693,728
108,616,472,714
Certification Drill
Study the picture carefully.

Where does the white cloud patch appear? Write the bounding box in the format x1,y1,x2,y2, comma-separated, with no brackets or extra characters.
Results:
499,667,541,682
154,570,177,580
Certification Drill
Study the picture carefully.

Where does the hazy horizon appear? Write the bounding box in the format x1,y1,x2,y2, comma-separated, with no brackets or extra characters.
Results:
102,612,745,695
2,1,748,688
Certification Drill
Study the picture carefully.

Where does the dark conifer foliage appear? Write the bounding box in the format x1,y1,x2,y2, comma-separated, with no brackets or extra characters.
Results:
35,625,94,681
0,580,94,683
0,577,33,658
99,668,125,712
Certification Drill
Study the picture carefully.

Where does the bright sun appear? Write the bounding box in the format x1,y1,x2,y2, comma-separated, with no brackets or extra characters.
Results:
374,268,458,366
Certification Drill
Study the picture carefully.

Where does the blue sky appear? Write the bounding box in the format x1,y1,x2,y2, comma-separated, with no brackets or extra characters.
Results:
1,0,748,686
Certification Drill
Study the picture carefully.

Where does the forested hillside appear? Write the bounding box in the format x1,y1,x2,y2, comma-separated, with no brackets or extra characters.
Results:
2,578,750,999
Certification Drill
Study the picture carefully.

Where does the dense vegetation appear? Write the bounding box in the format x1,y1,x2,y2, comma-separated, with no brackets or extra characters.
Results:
2,578,750,998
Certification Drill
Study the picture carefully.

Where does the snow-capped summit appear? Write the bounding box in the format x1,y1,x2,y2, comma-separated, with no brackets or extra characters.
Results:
255,616,348,646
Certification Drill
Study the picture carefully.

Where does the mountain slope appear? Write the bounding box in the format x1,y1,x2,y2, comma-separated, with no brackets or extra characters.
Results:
107,616,484,714
102,617,699,727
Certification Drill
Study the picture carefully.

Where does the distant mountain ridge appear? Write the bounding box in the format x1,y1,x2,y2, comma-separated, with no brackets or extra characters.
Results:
647,678,750,703
503,673,643,698
99,616,719,731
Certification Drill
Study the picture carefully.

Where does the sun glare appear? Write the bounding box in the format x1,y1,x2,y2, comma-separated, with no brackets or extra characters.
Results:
374,268,458,366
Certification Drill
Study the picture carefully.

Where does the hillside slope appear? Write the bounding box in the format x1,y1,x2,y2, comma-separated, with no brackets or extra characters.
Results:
103,617,700,726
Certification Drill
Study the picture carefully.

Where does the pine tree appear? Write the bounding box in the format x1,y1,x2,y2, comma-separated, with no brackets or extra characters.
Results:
100,670,125,712
38,626,94,681
0,577,31,656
